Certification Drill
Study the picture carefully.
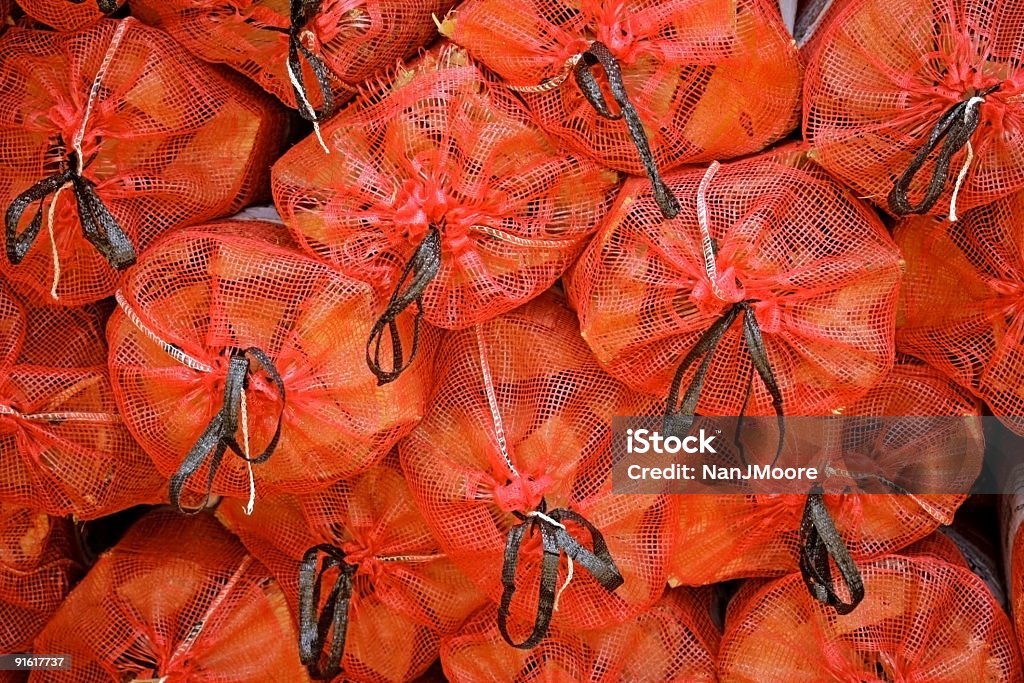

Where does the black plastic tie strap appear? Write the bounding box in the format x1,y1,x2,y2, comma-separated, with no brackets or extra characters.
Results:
573,41,680,219
798,487,864,615
169,347,286,513
68,0,120,13
888,85,1000,215
366,226,441,385
5,148,135,270
497,499,623,649
288,0,336,123
299,544,356,680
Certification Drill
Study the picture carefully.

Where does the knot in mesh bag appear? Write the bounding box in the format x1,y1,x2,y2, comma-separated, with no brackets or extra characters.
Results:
441,0,802,187
399,292,674,647
219,456,485,681
0,279,164,519
718,553,1022,682
30,510,310,683
896,190,1024,434
107,221,433,512
440,588,719,682
804,0,1024,219
274,45,619,383
0,18,286,305
17,0,123,32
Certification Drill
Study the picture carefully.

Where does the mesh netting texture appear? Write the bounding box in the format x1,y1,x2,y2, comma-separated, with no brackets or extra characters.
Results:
17,0,125,32
130,0,455,116
440,588,718,682
804,0,1024,218
399,291,675,640
273,44,619,332
30,510,309,682
0,504,82,655
718,553,1022,682
218,455,485,682
441,0,803,175
567,152,902,418
107,221,433,506
0,18,287,305
667,354,983,586
0,277,165,519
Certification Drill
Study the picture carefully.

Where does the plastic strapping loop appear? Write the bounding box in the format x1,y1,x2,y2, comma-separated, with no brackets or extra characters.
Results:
288,0,335,154
68,0,120,13
798,487,864,614
298,544,357,680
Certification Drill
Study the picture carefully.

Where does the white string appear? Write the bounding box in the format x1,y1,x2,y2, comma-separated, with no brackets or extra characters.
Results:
286,44,330,156
552,555,574,612
114,291,213,373
45,182,71,300
948,96,984,222
506,54,582,93
524,509,564,529
475,326,517,477
696,161,726,300
240,388,256,516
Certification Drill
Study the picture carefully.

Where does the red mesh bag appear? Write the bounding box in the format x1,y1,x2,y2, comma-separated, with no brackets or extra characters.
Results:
273,45,618,383
0,279,165,519
566,153,901,424
131,0,454,133
804,0,1024,220
667,354,983,614
107,221,433,511
17,0,123,32
217,455,485,681
440,0,802,215
0,504,82,656
399,292,674,648
0,18,287,305
896,193,1024,434
718,553,1022,682
1002,453,1024,658
30,510,310,682
440,588,718,682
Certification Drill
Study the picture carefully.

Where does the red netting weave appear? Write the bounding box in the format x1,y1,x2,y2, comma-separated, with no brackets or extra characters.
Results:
566,153,902,418
718,553,1022,682
440,0,803,174
0,279,164,519
0,504,82,656
107,221,433,504
440,588,719,682
804,0,1024,217
30,510,310,682
218,455,485,682
17,0,124,32
0,18,286,305
273,45,618,330
399,292,674,635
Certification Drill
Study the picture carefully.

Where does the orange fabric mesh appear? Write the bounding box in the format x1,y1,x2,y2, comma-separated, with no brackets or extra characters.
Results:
273,45,619,329
0,280,165,519
440,0,803,175
804,0,1024,217
895,192,1024,434
130,0,453,112
217,455,485,682
440,589,719,682
718,554,1023,682
17,0,124,32
0,504,82,655
566,153,901,417
399,292,674,633
0,18,287,305
108,221,433,503
30,510,310,682
667,355,981,586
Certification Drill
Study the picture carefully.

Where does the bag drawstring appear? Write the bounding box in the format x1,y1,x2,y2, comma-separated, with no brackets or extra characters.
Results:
798,487,865,614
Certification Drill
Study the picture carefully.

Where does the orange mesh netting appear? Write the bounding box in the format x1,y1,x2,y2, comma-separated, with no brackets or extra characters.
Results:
107,221,433,510
0,504,82,655
566,153,901,421
0,18,286,305
17,0,123,32
217,455,485,681
440,588,719,682
667,355,982,593
0,279,165,519
804,0,1024,219
30,510,310,682
399,292,674,646
718,553,1022,682
895,190,1024,435
273,45,618,382
440,0,802,180
130,0,454,125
